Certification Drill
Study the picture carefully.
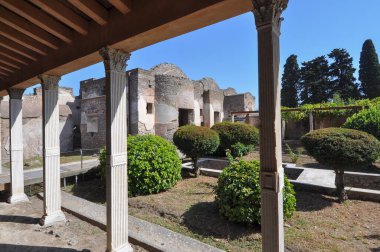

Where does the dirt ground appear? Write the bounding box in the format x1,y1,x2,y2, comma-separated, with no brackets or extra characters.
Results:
0,193,146,252
66,176,380,252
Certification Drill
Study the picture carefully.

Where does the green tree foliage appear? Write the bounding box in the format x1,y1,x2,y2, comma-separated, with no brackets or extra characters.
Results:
173,125,219,176
99,135,182,196
215,159,296,224
302,128,380,202
343,105,380,140
359,39,380,98
211,122,259,156
328,49,361,100
299,56,331,104
281,54,300,107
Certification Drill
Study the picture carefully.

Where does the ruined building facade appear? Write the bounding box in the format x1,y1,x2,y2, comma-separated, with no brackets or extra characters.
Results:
80,63,255,149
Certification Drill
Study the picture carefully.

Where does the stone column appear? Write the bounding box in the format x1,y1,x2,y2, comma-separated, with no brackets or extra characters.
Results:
7,88,28,204
203,90,214,127
252,1,288,251
100,47,133,252
38,74,66,226
309,112,314,132
0,96,3,174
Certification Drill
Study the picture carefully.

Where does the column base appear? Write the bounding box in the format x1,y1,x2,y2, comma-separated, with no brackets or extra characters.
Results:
107,243,133,252
40,210,66,226
8,193,29,204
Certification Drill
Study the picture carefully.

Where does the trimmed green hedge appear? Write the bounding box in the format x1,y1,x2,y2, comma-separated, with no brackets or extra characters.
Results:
343,106,380,140
215,160,296,225
211,122,259,156
173,125,219,175
99,134,182,196
301,127,380,168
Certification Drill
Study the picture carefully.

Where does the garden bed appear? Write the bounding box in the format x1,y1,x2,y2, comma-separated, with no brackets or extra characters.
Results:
63,176,380,252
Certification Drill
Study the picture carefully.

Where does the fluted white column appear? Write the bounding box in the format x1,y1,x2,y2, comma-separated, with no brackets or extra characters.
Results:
252,0,288,251
38,74,66,226
100,47,132,252
7,88,28,204
0,96,3,174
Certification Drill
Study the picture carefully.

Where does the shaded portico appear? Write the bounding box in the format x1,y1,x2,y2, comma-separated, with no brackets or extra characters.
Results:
0,0,288,251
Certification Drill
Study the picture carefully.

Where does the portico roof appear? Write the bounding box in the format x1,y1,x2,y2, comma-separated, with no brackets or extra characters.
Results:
0,0,253,95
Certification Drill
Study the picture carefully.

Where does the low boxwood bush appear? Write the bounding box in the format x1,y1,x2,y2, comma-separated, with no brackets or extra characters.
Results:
99,134,182,196
343,106,380,140
215,160,296,225
173,125,219,176
302,128,380,202
211,122,259,156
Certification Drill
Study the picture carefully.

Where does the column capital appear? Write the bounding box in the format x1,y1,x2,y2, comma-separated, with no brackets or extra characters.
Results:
38,74,60,90
99,47,131,72
7,88,25,100
252,0,288,32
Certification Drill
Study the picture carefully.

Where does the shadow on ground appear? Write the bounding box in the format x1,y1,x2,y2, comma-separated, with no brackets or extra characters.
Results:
182,201,260,240
0,215,39,224
0,244,89,252
70,179,106,204
294,190,335,212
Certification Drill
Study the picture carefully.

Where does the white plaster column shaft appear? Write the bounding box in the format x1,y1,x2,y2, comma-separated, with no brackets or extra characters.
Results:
0,96,3,174
100,47,133,252
252,0,288,251
39,74,66,226
7,88,28,204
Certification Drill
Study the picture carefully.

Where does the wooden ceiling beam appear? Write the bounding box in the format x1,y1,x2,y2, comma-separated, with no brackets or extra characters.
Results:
0,48,30,66
0,24,47,55
0,70,10,76
108,0,131,14
0,58,21,69
0,0,73,43
0,63,15,73
0,35,38,61
0,6,60,50
68,0,108,26
31,0,89,35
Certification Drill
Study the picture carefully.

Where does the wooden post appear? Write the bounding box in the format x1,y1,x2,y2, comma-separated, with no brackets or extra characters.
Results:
100,47,133,252
252,1,288,251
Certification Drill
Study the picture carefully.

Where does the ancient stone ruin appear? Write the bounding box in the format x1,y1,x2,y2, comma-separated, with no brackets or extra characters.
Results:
80,63,255,149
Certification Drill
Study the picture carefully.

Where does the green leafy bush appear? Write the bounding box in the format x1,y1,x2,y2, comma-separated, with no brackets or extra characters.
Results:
173,125,219,176
215,160,296,224
211,122,259,156
230,142,254,158
301,128,380,201
99,134,182,196
343,106,380,140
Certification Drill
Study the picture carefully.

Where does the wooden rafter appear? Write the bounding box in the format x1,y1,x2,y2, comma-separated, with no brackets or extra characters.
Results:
0,0,73,43
68,0,108,26
0,35,38,61
0,48,30,65
108,0,131,14
0,6,60,50
0,69,10,76
0,58,21,69
0,63,15,73
31,0,89,35
0,23,47,55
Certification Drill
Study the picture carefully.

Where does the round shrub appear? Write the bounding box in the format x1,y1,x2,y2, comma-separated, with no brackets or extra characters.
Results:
215,160,296,225
99,134,182,196
301,128,380,202
301,128,380,168
173,125,219,175
211,122,259,156
343,106,380,140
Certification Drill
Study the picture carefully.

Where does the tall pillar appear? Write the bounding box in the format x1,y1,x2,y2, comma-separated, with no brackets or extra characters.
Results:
38,74,66,226
203,90,214,127
7,88,28,204
252,1,288,251
0,96,3,174
100,47,133,252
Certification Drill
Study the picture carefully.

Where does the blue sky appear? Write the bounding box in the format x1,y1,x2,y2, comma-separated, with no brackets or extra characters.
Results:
28,0,380,103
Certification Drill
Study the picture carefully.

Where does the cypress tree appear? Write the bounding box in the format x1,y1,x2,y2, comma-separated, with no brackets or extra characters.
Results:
281,54,300,107
328,48,361,100
359,39,380,98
